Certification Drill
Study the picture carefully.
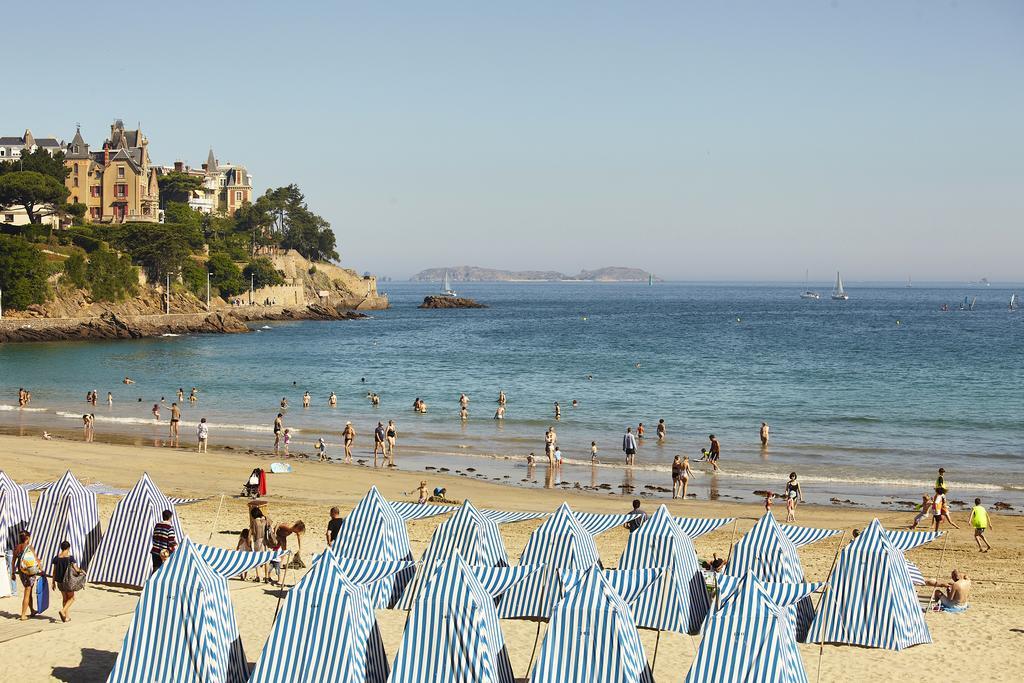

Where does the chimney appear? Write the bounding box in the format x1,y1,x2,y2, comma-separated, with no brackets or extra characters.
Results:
174,161,184,172
103,144,110,165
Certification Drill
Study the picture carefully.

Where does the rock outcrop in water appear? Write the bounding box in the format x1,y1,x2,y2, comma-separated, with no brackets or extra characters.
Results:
418,296,488,309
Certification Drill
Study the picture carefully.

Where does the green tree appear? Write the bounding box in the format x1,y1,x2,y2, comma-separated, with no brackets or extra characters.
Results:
281,210,338,262
65,202,87,223
243,257,285,289
164,202,203,234
113,222,196,282
0,171,70,225
207,252,247,297
86,247,138,301
62,252,87,288
156,171,202,209
0,235,50,309
244,184,339,261
181,259,207,299
0,148,70,183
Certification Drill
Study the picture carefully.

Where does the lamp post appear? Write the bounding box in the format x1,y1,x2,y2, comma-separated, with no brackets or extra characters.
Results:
206,272,211,311
250,274,254,306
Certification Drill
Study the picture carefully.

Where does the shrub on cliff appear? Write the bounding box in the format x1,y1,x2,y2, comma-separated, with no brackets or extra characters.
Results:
0,235,50,309
86,246,138,302
62,252,88,289
243,258,285,289
207,252,247,298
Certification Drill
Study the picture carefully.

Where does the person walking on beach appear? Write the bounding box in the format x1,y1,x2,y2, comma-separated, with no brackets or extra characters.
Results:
622,427,638,466
273,413,284,453
385,420,397,466
910,494,933,530
326,507,343,547
51,541,84,623
657,419,666,441
707,434,721,471
760,422,770,446
672,455,691,499
282,428,291,455
785,472,804,522
197,417,209,453
82,414,92,442
342,421,355,463
315,437,328,461
932,488,960,532
169,402,181,445
373,421,386,466
970,498,993,552
591,441,599,464
935,468,947,493
151,510,177,573
11,530,40,620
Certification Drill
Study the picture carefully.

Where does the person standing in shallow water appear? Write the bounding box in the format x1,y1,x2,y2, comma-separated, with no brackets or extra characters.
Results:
385,420,397,466
657,419,666,441
622,427,638,466
342,421,355,463
273,413,284,453
373,421,386,466
760,422,770,446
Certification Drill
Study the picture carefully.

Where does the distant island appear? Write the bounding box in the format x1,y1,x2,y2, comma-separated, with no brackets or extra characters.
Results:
411,266,660,283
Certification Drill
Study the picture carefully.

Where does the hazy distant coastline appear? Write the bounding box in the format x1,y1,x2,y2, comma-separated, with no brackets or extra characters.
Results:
411,265,660,283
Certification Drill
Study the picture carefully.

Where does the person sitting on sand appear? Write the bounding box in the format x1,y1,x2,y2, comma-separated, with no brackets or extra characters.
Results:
926,569,971,610
910,494,933,530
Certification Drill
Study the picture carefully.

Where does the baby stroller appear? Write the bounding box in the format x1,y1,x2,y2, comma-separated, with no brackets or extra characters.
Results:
242,468,266,498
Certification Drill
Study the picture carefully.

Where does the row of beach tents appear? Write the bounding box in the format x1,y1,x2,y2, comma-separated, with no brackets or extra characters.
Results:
1,474,942,682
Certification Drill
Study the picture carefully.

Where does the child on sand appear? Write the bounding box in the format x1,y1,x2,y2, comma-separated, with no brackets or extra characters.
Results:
196,418,208,453
282,428,291,455
408,480,428,504
591,441,598,463
764,491,774,514
315,437,328,461
786,492,797,522
910,494,933,530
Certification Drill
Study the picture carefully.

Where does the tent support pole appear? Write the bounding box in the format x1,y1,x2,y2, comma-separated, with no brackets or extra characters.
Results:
527,620,544,674
207,493,225,541
650,566,671,672
926,532,952,612
651,629,663,670
725,519,740,564
814,530,846,683
273,557,290,621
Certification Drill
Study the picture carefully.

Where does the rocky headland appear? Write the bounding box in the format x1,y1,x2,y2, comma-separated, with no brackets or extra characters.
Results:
418,295,488,309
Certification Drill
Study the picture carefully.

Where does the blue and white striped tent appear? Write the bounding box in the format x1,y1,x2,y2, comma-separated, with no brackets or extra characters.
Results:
89,473,184,588
28,470,101,571
572,510,637,536
686,573,825,683
399,499,510,609
0,470,32,555
619,505,710,634
675,516,735,540
531,565,654,683
725,512,822,641
250,552,410,683
389,501,457,521
479,509,548,525
390,552,539,683
332,486,416,607
194,542,288,579
779,524,843,548
884,528,943,552
106,538,247,683
807,519,931,650
499,502,603,620
558,567,664,609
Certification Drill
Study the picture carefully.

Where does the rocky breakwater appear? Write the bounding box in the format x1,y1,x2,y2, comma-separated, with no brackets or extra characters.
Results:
418,295,488,309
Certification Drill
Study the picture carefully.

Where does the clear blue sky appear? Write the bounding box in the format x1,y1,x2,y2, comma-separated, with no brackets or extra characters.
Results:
8,1,1022,281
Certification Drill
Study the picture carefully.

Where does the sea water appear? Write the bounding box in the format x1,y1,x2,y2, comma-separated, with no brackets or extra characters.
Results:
2,282,1022,512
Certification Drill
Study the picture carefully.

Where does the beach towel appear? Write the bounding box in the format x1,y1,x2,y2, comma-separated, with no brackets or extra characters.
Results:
269,463,292,474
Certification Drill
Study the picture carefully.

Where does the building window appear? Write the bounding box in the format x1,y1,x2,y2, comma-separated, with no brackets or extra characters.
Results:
3,213,14,223
72,196,78,204
73,178,79,187
73,145,80,154
0,150,5,157
115,184,127,198
118,166,125,178
219,178,226,187
73,164,79,175
90,186,100,197
235,191,242,201
90,208,101,219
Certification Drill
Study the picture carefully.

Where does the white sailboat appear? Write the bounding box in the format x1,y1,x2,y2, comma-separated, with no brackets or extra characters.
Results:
800,269,820,300
1010,293,1019,311
441,271,457,298
906,275,912,288
831,271,849,300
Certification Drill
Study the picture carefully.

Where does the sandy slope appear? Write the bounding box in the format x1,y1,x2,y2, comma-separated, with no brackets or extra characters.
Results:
0,435,1021,681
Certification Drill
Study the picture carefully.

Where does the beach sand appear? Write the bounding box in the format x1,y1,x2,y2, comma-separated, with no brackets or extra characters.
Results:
0,434,1021,681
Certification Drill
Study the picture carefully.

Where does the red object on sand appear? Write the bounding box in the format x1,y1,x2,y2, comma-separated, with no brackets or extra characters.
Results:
258,469,268,497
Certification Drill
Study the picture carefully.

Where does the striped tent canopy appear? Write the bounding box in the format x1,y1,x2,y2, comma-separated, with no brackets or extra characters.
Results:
478,509,548,525
399,499,510,609
333,556,416,585
332,486,415,607
572,510,637,536
0,471,32,555
779,524,843,548
905,559,925,586
89,473,184,589
725,512,816,641
687,573,823,683
28,470,101,571
106,538,247,683
390,552,539,683
884,528,943,552
249,552,403,683
389,501,457,521
807,519,931,650
498,502,603,620
674,516,735,540
19,481,52,492
558,567,664,607
619,505,710,634
83,481,206,505
194,543,287,579
530,565,654,683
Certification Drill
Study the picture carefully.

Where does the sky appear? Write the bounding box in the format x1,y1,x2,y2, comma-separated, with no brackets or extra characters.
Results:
6,1,1022,281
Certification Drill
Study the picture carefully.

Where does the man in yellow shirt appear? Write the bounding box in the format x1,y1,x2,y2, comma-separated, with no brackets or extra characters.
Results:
970,497,992,552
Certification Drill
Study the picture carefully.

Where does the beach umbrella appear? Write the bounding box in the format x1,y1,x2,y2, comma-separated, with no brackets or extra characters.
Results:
250,552,411,683
686,573,825,683
27,470,101,571
498,502,603,621
619,505,710,634
0,470,32,556
331,486,416,607
725,512,825,641
390,552,539,683
807,519,932,650
674,516,735,540
106,538,248,683
530,565,654,683
398,499,510,609
89,473,184,589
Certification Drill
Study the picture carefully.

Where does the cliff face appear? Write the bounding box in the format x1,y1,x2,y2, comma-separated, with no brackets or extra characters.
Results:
266,250,389,310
